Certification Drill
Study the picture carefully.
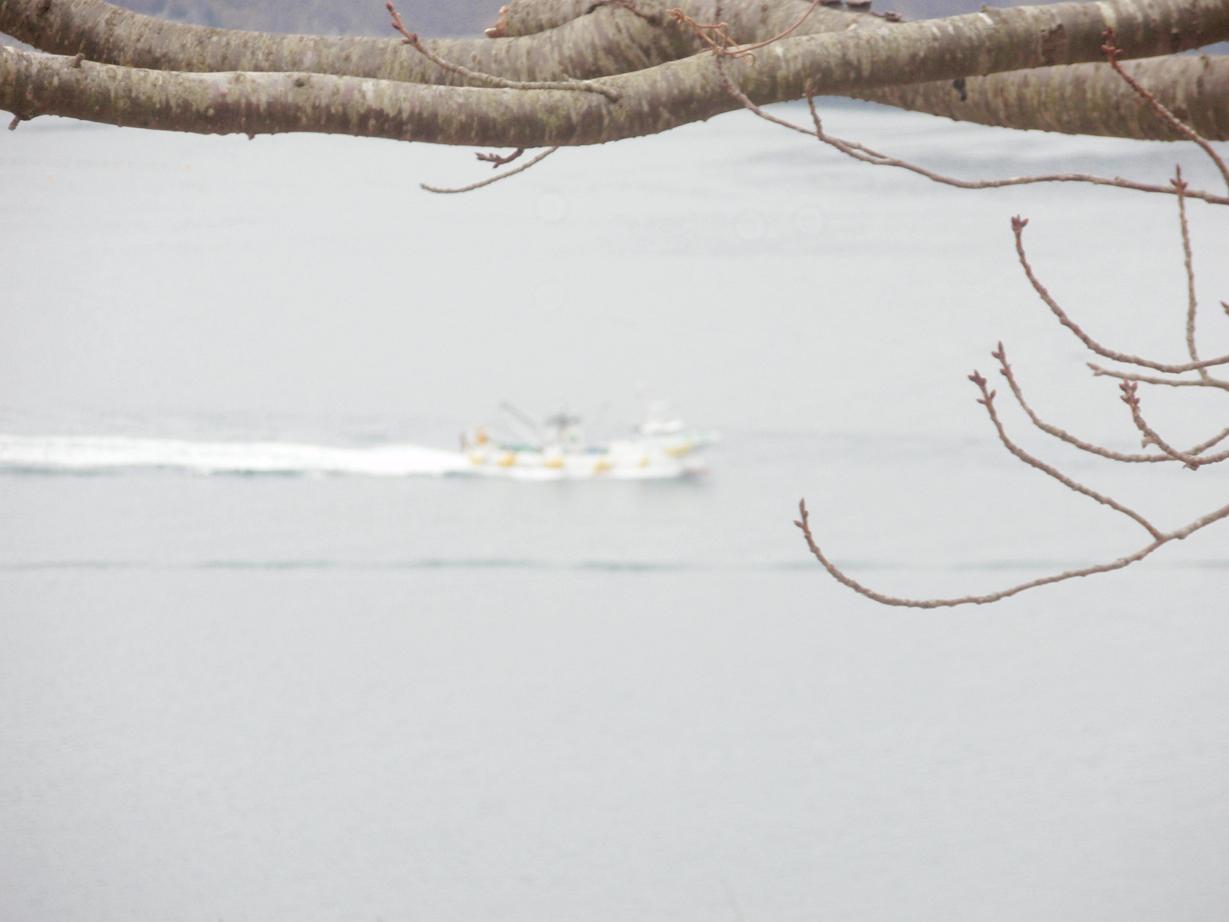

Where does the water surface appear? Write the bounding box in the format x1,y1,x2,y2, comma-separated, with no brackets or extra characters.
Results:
2,104,1228,921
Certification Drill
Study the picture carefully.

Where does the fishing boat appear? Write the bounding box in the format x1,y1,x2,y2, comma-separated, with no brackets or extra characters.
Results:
459,402,717,479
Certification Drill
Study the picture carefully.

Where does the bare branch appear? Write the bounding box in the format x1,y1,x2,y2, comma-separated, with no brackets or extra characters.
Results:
1176,169,1203,377
722,0,820,59
386,2,620,101
477,147,527,168
1118,381,1211,470
421,146,560,194
968,371,1162,539
1087,364,1229,394
1102,29,1229,193
486,0,666,38
715,72,1229,206
996,347,1229,467
666,8,738,55
782,43,1229,604
590,0,668,27
821,91,1229,206
8,0,1229,144
995,344,1194,463
6,1,1229,148
1167,167,1228,391
1012,217,1229,374
794,499,1229,609
1189,429,1229,456
485,0,591,37
855,56,1229,143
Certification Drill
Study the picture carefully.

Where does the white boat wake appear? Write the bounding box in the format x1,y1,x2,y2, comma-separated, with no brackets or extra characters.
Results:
0,434,708,480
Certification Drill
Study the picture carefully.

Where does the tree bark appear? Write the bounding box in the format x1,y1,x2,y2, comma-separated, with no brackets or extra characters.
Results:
491,0,662,37
855,55,1229,141
2,0,1227,145
0,0,869,86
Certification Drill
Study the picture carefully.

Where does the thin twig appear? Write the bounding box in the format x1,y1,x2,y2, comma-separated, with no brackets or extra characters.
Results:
484,3,511,38
665,8,737,54
1118,381,1207,470
1088,363,1229,393
387,2,620,101
1189,428,1229,456
1169,166,1224,388
670,0,876,60
421,146,560,194
486,0,663,37
769,33,1229,605
726,0,824,60
968,371,1162,538
1176,168,1203,377
996,344,1229,465
817,92,1226,207
995,343,1196,463
477,147,526,168
1012,216,1229,374
713,74,1229,206
794,498,1229,609
1102,30,1229,193
590,0,664,26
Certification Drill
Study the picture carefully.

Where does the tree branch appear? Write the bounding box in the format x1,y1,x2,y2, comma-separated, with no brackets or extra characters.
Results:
1102,32,1229,191
969,370,1162,538
6,0,1229,142
787,28,1229,605
421,145,560,193
385,0,619,100
0,0,708,87
794,498,1229,609
992,343,1226,464
1087,364,1229,393
488,0,670,38
1012,217,1229,374
717,65,1229,205
5,1,1229,148
1117,381,1215,470
0,0,853,86
854,55,1229,143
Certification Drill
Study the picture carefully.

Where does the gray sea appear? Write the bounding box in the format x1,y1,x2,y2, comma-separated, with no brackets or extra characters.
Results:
2,102,1228,921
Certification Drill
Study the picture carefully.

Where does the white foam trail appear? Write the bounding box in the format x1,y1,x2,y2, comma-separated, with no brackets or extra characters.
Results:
0,434,704,480
0,434,470,477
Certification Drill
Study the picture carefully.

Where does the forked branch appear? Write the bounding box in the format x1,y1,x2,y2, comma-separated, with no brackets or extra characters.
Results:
420,146,561,194
1102,30,1229,193
995,344,1229,462
1118,382,1213,470
786,56,1228,606
968,370,1162,539
386,1,621,101
477,148,527,168
796,204,1228,607
1011,216,1229,374
714,68,1229,206
795,498,1229,609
